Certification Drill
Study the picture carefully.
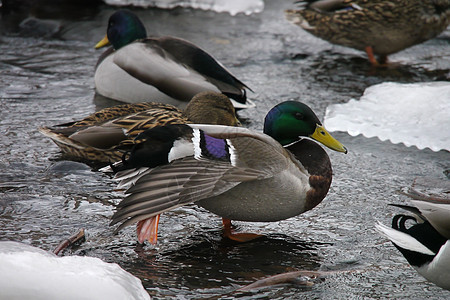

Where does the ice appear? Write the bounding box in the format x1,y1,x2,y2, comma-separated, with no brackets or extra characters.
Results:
0,241,150,300
324,82,450,152
103,0,264,16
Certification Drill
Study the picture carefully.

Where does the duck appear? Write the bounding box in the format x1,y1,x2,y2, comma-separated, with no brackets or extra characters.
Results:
376,191,450,291
94,9,254,109
285,0,450,66
0,241,150,300
39,92,240,165
105,101,347,244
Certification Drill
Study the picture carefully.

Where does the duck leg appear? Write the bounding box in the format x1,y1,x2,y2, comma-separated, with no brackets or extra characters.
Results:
222,218,262,242
364,46,379,66
136,214,160,244
378,54,388,65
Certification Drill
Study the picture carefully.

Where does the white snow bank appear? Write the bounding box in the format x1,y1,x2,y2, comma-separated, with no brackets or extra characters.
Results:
324,82,450,152
103,0,264,16
0,241,150,300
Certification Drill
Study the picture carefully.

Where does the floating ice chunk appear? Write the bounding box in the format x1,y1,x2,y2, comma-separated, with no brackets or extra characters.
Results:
324,82,450,152
103,0,264,16
0,241,150,300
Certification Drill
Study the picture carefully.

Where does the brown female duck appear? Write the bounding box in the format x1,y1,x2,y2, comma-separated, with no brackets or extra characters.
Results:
286,0,450,65
39,92,240,164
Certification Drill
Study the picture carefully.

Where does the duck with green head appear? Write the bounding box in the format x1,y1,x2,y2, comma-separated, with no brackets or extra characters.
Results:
106,101,347,244
94,9,253,109
286,0,450,66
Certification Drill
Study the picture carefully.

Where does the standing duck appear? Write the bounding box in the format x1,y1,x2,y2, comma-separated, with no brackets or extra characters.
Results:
94,9,253,109
106,101,347,244
285,0,450,65
39,92,240,165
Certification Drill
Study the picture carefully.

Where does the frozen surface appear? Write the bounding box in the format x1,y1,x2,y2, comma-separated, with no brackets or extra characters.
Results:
324,82,450,152
0,241,150,300
103,0,264,15
1,1,450,298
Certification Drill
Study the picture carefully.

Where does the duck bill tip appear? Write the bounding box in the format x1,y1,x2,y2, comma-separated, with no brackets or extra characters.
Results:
310,125,347,154
95,35,110,49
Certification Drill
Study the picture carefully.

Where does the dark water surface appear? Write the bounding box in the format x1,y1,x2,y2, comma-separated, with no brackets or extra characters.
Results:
1,1,449,299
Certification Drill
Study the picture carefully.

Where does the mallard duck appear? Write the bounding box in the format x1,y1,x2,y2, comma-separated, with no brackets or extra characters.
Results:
106,101,347,244
94,9,253,109
285,0,450,65
376,178,450,291
39,92,240,165
376,205,450,290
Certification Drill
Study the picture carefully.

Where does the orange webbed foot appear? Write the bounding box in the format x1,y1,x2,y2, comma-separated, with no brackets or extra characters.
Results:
136,214,160,244
222,218,263,243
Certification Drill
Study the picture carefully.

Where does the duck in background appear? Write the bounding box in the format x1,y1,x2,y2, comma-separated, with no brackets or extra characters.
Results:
104,101,347,244
376,178,450,291
286,0,450,66
94,9,254,109
39,92,240,165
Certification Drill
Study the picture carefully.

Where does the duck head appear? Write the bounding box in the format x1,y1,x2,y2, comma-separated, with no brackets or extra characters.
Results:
95,10,147,50
264,101,347,153
184,92,240,127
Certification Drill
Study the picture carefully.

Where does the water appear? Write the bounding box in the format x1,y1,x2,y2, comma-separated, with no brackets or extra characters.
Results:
1,1,449,298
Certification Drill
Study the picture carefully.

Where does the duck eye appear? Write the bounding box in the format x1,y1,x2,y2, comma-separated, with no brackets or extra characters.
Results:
294,112,304,120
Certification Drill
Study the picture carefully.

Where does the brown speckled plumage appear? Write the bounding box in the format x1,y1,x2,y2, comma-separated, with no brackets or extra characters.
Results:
286,0,450,63
39,92,239,165
71,102,181,128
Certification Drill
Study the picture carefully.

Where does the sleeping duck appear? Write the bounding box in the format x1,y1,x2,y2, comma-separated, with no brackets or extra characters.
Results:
39,92,240,165
94,9,253,109
104,101,347,244
286,0,450,65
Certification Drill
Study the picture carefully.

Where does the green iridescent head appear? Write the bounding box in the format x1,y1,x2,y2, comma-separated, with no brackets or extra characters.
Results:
95,10,147,50
264,101,347,153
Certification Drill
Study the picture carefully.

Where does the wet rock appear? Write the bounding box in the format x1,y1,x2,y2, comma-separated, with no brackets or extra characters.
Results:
19,17,61,37
46,161,91,174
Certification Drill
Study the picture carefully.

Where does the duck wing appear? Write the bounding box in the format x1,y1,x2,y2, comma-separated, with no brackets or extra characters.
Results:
297,0,355,12
113,37,250,103
42,103,185,150
399,177,450,239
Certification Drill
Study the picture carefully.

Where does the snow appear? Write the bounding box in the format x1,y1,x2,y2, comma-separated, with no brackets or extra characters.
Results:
324,82,450,152
0,241,150,300
103,0,264,16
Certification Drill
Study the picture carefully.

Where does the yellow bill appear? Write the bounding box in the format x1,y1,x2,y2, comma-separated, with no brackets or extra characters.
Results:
95,35,110,49
310,125,347,153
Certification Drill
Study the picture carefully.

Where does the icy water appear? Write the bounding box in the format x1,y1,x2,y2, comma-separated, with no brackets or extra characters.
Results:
1,1,450,299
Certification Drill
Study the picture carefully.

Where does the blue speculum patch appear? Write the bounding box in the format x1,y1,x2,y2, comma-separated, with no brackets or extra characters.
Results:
200,132,230,161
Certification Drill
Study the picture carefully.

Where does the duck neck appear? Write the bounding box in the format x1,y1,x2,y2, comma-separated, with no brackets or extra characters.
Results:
286,139,332,212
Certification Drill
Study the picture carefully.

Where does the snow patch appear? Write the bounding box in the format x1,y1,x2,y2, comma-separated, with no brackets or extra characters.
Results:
324,82,450,152
0,241,150,300
103,0,264,16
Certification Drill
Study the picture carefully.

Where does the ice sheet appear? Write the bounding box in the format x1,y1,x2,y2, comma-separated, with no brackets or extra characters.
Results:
324,82,450,152
103,0,264,16
0,241,150,300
